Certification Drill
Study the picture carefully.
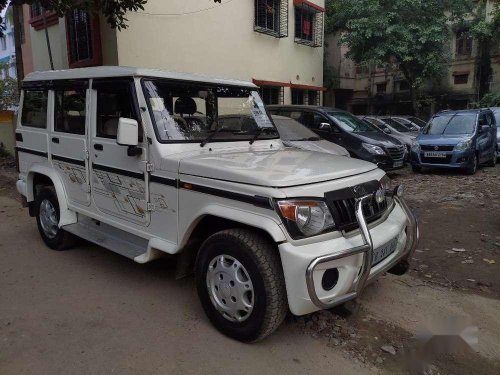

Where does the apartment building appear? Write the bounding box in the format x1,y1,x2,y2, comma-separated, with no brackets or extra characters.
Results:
23,0,325,105
0,7,17,78
324,0,500,117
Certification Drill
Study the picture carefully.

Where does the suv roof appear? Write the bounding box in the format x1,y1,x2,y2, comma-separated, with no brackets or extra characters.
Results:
435,108,493,116
24,66,257,89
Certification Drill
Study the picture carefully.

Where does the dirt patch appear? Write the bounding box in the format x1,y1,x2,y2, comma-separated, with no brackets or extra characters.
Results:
0,155,19,201
389,165,500,299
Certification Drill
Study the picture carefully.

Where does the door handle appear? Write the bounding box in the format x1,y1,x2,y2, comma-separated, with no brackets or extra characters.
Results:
52,137,59,144
94,144,103,151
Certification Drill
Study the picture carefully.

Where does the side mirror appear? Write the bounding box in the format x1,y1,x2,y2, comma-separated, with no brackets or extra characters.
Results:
383,127,391,134
117,117,142,157
319,122,331,132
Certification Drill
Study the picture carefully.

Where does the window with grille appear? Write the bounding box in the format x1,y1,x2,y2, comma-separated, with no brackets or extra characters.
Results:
291,89,305,105
254,0,288,37
456,30,473,57
454,73,469,85
259,86,284,105
294,2,323,47
67,10,93,63
376,83,387,93
30,4,43,18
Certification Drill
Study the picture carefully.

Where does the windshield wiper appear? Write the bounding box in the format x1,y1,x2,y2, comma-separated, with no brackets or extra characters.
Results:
249,127,276,145
200,128,234,147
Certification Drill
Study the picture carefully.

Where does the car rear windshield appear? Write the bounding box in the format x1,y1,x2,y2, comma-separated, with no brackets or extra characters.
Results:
272,117,320,141
423,114,477,135
142,79,278,143
407,117,427,127
327,112,376,132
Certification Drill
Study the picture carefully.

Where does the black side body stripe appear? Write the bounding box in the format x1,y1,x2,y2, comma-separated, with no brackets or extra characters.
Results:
92,163,144,179
15,147,48,158
150,175,178,187
52,154,85,167
179,181,273,210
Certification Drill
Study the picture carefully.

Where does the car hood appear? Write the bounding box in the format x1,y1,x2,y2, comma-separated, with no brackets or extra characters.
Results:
417,133,471,145
282,140,350,156
355,131,402,147
178,148,377,187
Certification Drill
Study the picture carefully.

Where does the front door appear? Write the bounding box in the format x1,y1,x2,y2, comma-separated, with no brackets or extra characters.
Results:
50,81,91,206
89,79,149,227
477,113,495,162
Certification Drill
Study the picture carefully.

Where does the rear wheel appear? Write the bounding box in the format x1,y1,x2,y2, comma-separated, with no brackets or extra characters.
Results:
465,153,478,175
195,229,287,342
35,187,76,250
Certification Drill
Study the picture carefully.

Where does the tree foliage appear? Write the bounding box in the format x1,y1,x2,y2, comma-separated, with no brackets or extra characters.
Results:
0,64,19,110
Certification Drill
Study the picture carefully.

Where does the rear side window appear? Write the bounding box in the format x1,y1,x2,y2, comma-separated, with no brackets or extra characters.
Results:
21,90,48,128
54,89,86,135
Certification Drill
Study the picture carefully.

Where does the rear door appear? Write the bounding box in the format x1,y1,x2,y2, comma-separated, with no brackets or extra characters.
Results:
89,79,149,227
477,112,494,162
49,80,90,206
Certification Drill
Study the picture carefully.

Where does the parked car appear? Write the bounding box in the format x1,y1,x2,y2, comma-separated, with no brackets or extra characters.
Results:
377,117,420,137
271,115,350,157
361,116,415,153
15,67,418,342
268,106,406,170
492,107,500,157
392,116,426,130
410,109,497,174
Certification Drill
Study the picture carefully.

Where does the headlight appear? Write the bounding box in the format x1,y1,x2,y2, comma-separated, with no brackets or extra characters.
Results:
362,143,386,155
276,200,335,238
454,139,472,151
411,141,420,152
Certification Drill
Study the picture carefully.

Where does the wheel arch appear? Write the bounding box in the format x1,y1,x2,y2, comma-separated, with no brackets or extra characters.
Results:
26,165,77,226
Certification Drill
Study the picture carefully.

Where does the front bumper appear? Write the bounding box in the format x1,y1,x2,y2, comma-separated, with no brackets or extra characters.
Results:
410,149,474,169
279,195,418,316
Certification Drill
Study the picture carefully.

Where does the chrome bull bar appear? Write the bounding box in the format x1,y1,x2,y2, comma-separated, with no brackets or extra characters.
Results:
305,192,419,310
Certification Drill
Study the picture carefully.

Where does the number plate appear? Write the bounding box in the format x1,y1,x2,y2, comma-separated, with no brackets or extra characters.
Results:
393,160,404,168
424,151,446,158
372,236,399,266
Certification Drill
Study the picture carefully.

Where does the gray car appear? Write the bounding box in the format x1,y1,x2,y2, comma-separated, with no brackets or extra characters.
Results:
272,115,350,157
361,116,415,152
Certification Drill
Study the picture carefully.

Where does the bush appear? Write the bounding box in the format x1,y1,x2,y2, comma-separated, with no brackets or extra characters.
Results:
476,93,500,108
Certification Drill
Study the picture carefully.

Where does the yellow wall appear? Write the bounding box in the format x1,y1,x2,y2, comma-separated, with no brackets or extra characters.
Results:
0,111,15,155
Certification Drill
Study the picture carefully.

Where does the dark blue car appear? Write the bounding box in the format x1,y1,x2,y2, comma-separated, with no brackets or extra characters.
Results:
410,109,497,174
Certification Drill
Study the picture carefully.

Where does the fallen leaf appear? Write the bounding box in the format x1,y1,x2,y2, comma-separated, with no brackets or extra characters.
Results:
483,259,496,264
452,248,466,252
461,260,474,264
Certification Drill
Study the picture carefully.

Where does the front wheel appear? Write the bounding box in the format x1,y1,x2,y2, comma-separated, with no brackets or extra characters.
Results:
486,149,497,167
195,229,287,342
465,153,478,175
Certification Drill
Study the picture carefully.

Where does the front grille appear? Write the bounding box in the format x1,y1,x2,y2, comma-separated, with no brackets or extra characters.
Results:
386,145,405,161
421,155,452,164
420,145,455,151
324,180,389,232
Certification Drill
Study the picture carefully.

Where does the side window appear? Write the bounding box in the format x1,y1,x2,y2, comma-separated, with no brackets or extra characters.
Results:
478,114,487,127
300,111,315,128
486,113,494,126
21,90,48,128
95,81,142,140
54,89,86,135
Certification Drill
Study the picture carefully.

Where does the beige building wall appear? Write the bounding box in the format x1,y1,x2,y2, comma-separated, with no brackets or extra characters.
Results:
29,19,69,71
114,0,324,98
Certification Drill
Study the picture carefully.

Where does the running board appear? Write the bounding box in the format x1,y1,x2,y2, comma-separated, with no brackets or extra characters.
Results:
63,217,149,261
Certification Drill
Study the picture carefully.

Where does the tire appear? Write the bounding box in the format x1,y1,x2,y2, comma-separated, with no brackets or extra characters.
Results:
486,149,497,167
35,186,76,250
465,153,478,175
195,229,287,342
411,164,422,173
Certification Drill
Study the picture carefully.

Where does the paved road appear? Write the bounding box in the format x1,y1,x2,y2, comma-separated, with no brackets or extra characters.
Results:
0,196,366,375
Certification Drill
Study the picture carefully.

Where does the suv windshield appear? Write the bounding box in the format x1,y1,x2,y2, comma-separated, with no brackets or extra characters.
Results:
423,114,477,135
272,116,320,141
381,118,412,132
327,112,377,132
143,79,278,142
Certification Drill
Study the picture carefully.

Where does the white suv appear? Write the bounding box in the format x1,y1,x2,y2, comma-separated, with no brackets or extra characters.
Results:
15,67,418,342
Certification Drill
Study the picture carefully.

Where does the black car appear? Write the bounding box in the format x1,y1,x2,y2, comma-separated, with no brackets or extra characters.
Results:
268,105,406,170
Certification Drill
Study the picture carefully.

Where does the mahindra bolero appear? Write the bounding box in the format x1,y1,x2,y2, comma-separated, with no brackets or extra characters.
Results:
15,67,418,342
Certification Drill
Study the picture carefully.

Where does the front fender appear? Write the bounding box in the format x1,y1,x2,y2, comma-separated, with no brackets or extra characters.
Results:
25,164,77,227
179,203,287,248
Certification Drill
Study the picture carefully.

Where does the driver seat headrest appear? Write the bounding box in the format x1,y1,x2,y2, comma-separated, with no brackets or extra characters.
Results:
174,97,197,115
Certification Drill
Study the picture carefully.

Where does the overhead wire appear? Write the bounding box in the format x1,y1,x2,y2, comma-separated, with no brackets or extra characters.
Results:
136,0,237,17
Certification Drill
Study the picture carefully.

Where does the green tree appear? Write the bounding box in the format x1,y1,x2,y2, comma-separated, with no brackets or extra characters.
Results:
326,0,471,115
0,64,19,110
